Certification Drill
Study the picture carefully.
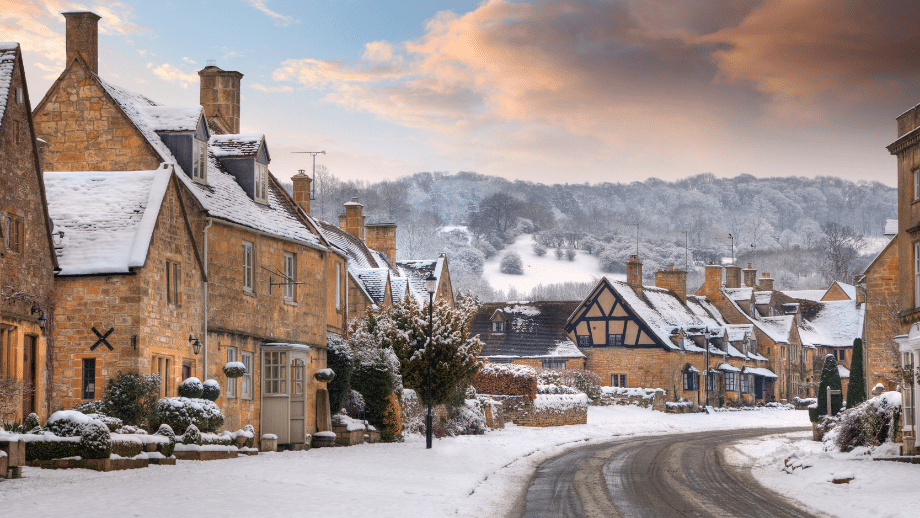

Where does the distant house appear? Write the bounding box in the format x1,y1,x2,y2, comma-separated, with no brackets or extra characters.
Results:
469,301,584,370
0,43,58,421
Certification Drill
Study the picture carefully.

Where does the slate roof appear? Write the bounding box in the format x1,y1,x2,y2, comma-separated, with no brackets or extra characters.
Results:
316,220,379,269
353,268,390,304
94,76,322,248
0,43,17,130
472,301,583,358
136,105,202,132
209,133,265,158
797,300,864,348
44,166,171,275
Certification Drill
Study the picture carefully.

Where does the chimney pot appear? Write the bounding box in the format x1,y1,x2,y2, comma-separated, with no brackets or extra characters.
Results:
626,255,643,293
63,11,101,74
292,172,312,216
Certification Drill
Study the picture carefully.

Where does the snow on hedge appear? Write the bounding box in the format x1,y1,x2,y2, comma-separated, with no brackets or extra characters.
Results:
478,363,536,378
601,387,665,399
533,393,589,411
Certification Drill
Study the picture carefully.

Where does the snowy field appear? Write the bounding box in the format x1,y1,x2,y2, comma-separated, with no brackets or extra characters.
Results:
2,406,811,517
482,234,624,295
726,431,918,518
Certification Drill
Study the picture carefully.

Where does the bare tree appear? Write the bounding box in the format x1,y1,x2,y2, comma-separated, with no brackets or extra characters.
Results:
819,222,865,283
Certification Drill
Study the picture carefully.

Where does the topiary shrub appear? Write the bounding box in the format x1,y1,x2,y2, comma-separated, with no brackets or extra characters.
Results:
23,412,40,431
73,399,110,416
115,425,147,434
314,368,335,383
327,337,353,415
816,354,843,420
223,362,246,378
201,379,221,402
45,410,92,437
379,391,402,442
154,397,224,434
86,413,123,432
79,420,112,459
154,423,176,441
177,377,204,399
344,389,366,419
25,438,80,461
154,423,176,457
102,372,160,429
109,436,143,458
846,338,867,409
182,424,202,446
242,424,255,448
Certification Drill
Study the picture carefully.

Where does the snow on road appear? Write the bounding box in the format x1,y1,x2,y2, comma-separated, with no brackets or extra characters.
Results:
726,431,918,518
1,406,809,517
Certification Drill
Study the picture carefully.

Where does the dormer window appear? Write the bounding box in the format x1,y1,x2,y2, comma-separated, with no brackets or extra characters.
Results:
255,162,268,204
192,138,207,183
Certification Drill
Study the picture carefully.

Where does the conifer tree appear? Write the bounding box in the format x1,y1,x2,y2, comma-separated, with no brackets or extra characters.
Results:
816,354,843,417
846,338,866,408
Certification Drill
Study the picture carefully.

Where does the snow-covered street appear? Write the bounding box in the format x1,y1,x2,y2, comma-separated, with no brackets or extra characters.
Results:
0,406,818,517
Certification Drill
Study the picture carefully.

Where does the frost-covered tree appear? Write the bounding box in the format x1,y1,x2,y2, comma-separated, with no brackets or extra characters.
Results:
500,251,524,274
819,222,865,283
532,242,547,257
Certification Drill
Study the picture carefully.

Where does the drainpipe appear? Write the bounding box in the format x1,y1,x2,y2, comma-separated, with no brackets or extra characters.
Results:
203,217,213,379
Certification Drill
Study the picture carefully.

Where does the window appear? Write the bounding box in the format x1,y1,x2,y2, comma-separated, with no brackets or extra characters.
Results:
542,360,567,370
226,347,238,399
914,169,919,201
192,138,207,183
15,86,23,104
263,351,287,394
241,352,253,400
284,252,296,301
292,359,305,395
336,262,342,311
82,359,96,400
611,374,627,387
492,321,505,334
750,337,757,356
741,374,753,394
781,345,786,359
181,361,192,382
155,356,171,397
706,371,718,392
254,163,268,203
607,333,624,346
683,370,699,391
166,261,181,305
242,241,254,292
725,372,737,392
836,349,846,362
903,352,915,431
577,335,590,348
915,242,920,307
5,216,21,253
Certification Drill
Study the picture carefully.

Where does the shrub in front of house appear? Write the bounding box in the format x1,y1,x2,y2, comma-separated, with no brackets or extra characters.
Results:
177,377,204,399
447,400,487,436
23,412,40,431
24,436,81,461
380,391,402,442
102,372,160,428
154,397,224,434
109,435,143,458
327,337,354,415
825,391,902,451
314,368,335,383
344,389,366,420
79,420,112,459
73,400,110,416
472,363,538,399
201,379,221,402
154,423,177,457
45,410,93,437
181,424,202,446
223,362,246,378
86,413,123,432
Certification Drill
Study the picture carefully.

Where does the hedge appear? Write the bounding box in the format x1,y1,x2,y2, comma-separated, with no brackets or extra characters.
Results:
472,363,537,399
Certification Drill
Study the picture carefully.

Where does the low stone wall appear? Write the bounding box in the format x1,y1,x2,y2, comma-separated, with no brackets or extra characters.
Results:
595,387,666,412
27,457,150,472
483,394,588,427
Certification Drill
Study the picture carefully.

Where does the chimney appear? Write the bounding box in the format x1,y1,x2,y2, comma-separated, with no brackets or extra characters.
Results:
199,65,243,134
63,11,101,74
742,263,757,288
655,264,687,303
292,169,312,216
725,264,742,289
365,224,397,265
758,272,774,292
697,263,722,299
340,198,365,241
626,255,643,293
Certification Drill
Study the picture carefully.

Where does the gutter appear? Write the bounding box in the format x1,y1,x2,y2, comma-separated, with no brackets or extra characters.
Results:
203,217,214,379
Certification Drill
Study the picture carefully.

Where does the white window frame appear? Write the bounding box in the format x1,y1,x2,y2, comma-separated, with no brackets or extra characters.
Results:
336,262,342,311
492,321,504,334
725,372,737,392
607,333,624,346
226,347,238,399
576,335,590,348
914,169,919,201
241,352,253,400
284,252,296,301
255,162,268,203
15,87,23,104
541,360,567,370
242,241,254,292
263,350,287,394
192,138,207,183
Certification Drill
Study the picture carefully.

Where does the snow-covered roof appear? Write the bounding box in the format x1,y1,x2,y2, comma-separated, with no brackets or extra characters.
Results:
473,301,582,358
396,257,446,306
743,367,778,378
136,105,202,132
353,268,390,304
756,316,795,344
723,287,753,302
827,281,856,300
725,324,754,342
754,291,772,305
838,364,850,379
315,220,379,270
718,363,741,372
44,166,171,275
797,300,864,348
782,290,826,302
0,44,18,130
884,219,898,237
611,280,726,349
209,133,265,157
95,77,323,249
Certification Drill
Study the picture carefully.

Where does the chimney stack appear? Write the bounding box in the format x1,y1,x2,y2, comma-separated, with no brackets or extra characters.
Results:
743,263,757,288
199,65,243,134
292,169,312,216
339,198,365,241
63,11,101,74
626,255,643,293
758,272,774,292
365,224,397,265
725,264,742,289
655,264,687,303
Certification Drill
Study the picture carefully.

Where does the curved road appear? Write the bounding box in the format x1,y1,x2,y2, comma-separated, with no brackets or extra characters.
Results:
512,427,820,518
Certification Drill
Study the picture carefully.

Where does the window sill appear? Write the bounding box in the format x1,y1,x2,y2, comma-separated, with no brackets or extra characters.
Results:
243,290,256,298
284,299,298,307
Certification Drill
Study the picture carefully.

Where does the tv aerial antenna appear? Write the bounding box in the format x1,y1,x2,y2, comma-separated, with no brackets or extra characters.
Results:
291,150,325,199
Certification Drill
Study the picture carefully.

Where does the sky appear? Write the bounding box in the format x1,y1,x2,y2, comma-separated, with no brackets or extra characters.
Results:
3,0,919,186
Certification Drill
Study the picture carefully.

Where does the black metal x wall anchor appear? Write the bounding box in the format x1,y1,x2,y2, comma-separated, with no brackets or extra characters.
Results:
90,327,114,351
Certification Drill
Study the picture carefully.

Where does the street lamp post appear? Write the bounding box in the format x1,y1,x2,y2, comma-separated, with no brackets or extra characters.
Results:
425,272,437,449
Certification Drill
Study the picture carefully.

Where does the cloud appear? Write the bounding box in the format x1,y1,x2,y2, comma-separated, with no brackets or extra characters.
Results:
242,0,299,27
151,63,198,88
250,83,294,93
182,57,197,65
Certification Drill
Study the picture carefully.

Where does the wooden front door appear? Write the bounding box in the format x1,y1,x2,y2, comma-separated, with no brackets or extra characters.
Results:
289,354,307,444
23,335,36,418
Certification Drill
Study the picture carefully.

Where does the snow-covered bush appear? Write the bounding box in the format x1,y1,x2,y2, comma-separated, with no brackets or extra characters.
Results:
109,434,143,458
24,435,81,461
22,412,40,431
532,242,547,257
344,389,366,419
223,362,246,378
177,377,204,399
115,425,147,434
447,401,487,436
85,413,123,432
314,368,335,382
537,384,581,395
554,247,564,260
327,335,353,415
45,410,92,437
181,424,202,446
500,251,523,274
201,379,221,402
399,389,424,435
72,400,109,416
79,420,111,459
101,372,160,428
565,248,576,261
154,423,176,457
154,397,224,434
824,391,902,451
539,369,602,400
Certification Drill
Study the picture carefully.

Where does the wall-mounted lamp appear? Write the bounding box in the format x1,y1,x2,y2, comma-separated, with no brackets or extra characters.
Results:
189,335,202,355
31,304,47,330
